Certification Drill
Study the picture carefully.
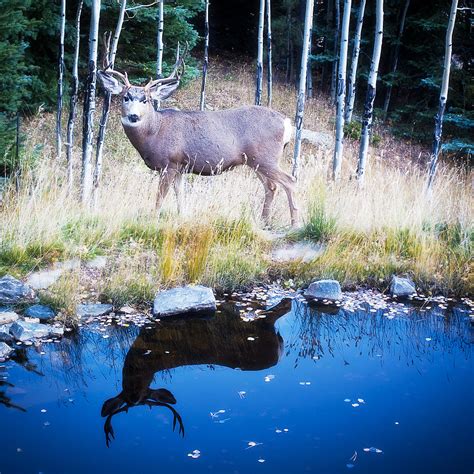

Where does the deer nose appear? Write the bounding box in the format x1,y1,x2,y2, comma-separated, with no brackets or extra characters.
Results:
128,114,140,123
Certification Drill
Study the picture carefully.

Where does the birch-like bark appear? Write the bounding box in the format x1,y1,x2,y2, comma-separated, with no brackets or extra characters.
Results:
286,3,292,82
156,0,164,78
332,0,352,180
345,0,366,123
383,0,410,119
292,0,315,178
200,0,210,111
255,0,265,105
81,0,101,204
356,0,383,184
93,0,127,206
56,0,66,160
427,0,458,191
266,0,273,107
330,0,341,103
66,0,83,193
306,7,313,99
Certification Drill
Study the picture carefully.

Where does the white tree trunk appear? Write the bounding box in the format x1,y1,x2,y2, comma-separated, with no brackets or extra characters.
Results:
427,0,458,191
200,0,210,111
93,0,126,206
345,0,366,123
266,0,273,107
383,0,410,119
292,0,315,178
56,0,66,160
255,0,265,105
156,0,164,78
330,0,340,103
332,0,352,180
66,0,83,193
356,0,383,185
81,0,101,204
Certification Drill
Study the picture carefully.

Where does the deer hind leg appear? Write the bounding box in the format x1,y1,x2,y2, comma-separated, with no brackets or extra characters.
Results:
270,168,299,227
156,168,179,212
256,171,277,225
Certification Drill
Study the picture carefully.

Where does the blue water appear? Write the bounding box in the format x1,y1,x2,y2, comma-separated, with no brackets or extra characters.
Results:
0,295,472,474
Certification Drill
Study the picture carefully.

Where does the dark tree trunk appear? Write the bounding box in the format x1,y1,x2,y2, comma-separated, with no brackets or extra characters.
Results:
330,0,340,103
255,0,265,105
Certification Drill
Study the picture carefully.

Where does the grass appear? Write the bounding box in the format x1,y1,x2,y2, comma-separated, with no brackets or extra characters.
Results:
0,59,472,319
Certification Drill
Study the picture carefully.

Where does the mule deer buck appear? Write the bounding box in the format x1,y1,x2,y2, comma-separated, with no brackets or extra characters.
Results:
97,46,298,226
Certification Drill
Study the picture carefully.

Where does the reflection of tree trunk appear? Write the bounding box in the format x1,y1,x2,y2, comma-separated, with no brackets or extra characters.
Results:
330,0,340,103
427,0,458,191
266,0,273,107
332,0,352,181
292,0,315,178
356,0,383,185
255,0,265,105
383,0,410,120
93,0,127,207
200,0,210,111
81,0,101,204
345,0,366,123
66,0,83,193
56,0,66,160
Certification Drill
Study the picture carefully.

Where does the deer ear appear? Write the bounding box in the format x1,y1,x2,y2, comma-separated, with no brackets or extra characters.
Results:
97,71,124,95
150,81,180,101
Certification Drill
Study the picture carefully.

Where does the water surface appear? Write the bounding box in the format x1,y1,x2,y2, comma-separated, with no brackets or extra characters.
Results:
0,291,472,474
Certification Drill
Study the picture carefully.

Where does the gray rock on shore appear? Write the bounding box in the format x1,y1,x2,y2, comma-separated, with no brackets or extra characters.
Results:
390,276,416,297
10,321,64,342
304,279,342,302
77,303,113,318
0,275,36,305
153,285,216,317
0,311,19,326
0,342,13,359
24,304,56,321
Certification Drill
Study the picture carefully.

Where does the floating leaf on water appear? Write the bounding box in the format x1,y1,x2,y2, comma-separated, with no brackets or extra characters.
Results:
238,391,246,399
258,459,265,463
352,403,360,407
346,463,354,469
275,429,282,433
344,399,351,403
40,409,47,413
395,421,399,425
357,398,365,403
425,337,432,342
246,441,263,449
283,428,289,432
264,374,275,382
43,421,51,426
144,350,151,355
247,337,255,341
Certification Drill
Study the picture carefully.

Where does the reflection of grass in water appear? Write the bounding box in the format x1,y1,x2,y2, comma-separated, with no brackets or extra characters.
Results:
289,299,472,368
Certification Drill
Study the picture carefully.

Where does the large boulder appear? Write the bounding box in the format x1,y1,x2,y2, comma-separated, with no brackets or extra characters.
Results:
24,304,56,321
304,279,342,302
0,342,13,359
10,321,63,342
0,275,36,305
153,285,216,317
76,303,113,319
390,276,416,297
0,327,14,344
0,311,19,326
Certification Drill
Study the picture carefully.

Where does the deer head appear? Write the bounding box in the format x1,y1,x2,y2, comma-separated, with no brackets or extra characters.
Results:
97,43,188,127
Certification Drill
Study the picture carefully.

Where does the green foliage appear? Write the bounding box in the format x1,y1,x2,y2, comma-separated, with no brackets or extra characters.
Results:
344,121,362,140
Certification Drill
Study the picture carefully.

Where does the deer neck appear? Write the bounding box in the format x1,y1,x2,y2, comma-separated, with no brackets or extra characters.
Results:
122,111,162,157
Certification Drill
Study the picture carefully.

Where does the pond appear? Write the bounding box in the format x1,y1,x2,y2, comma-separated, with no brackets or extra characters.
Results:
0,290,472,474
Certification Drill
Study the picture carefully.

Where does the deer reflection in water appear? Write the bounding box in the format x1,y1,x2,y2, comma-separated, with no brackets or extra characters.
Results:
101,298,292,446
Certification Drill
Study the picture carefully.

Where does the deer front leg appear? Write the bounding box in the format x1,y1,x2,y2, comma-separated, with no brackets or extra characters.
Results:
256,172,276,226
156,168,179,212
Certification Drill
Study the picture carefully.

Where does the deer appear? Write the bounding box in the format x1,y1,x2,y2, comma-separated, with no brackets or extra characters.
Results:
97,46,299,226
100,298,292,446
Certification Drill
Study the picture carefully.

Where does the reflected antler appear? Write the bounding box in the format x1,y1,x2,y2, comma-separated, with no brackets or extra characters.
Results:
144,42,189,92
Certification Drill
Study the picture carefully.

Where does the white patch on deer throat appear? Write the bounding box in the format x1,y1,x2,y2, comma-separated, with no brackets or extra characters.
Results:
283,117,293,144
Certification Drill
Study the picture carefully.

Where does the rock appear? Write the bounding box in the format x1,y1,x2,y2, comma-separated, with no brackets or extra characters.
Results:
271,242,324,263
304,279,342,302
0,327,14,344
118,306,135,314
26,268,63,290
24,304,56,321
300,129,334,149
0,275,36,305
76,303,113,318
85,256,107,269
9,320,63,342
0,311,19,326
390,276,416,297
153,285,216,317
0,342,13,359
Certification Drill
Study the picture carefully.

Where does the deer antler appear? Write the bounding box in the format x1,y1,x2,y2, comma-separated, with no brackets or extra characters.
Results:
144,42,189,92
101,30,132,90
